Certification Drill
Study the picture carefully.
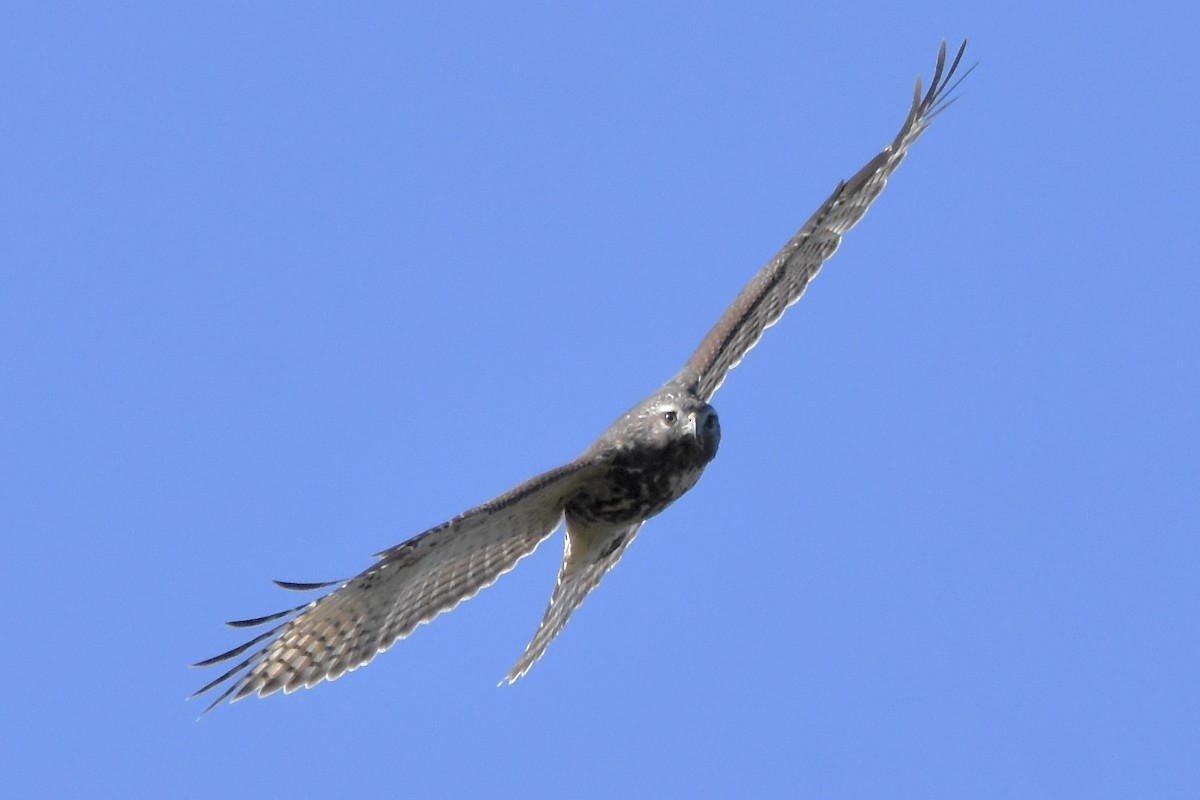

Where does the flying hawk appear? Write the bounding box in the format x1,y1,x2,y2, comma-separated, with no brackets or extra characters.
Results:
194,40,971,712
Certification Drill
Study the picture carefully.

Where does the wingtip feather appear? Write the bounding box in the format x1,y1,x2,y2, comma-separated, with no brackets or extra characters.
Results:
273,578,343,591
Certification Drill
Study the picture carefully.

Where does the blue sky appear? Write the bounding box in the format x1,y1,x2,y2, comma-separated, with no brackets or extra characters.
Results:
3,3,1197,798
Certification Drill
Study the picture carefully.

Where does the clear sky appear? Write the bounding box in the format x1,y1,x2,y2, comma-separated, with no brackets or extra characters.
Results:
3,3,1196,798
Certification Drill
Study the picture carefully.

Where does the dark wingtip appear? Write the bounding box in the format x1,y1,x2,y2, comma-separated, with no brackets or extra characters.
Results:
192,580,336,714
192,673,247,716
192,627,276,668
225,608,294,628
273,578,342,591
923,39,976,122
225,597,312,628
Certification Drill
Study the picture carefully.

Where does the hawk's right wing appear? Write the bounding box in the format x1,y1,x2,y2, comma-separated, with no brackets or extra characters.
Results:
192,458,603,713
675,41,971,402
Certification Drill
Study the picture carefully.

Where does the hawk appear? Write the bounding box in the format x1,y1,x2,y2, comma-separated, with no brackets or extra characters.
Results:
194,41,971,712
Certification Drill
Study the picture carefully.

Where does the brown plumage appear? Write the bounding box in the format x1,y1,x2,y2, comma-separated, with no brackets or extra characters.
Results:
194,41,971,713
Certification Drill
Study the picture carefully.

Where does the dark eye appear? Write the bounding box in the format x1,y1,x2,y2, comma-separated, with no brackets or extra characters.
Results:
661,410,677,424
705,414,717,429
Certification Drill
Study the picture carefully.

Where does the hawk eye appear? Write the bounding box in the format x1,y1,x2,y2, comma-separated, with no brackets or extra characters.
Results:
704,414,717,429
661,410,677,424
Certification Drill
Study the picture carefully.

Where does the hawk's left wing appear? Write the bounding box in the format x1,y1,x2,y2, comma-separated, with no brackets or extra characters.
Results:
674,40,971,402
192,459,602,713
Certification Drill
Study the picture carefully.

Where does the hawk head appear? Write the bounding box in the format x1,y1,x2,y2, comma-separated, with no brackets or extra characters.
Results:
598,390,721,464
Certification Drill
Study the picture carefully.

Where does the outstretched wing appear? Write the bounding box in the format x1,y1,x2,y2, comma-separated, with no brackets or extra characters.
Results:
503,519,644,683
674,40,971,402
192,459,601,713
